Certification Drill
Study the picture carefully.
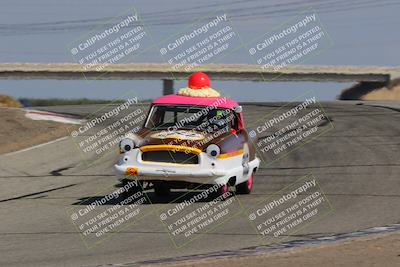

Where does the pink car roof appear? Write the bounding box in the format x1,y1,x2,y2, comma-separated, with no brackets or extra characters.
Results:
151,95,239,109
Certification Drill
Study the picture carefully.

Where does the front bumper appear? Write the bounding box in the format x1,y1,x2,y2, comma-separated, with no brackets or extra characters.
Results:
114,148,260,185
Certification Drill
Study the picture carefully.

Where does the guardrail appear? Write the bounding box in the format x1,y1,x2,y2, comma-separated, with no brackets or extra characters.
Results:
0,63,397,95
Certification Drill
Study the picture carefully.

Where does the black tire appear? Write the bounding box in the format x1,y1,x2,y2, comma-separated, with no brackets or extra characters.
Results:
235,174,253,194
154,182,170,196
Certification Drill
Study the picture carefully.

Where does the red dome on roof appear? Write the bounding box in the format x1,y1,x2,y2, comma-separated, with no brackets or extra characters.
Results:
188,72,210,89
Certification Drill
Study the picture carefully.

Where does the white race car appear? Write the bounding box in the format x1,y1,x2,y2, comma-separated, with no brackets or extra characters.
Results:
114,72,260,197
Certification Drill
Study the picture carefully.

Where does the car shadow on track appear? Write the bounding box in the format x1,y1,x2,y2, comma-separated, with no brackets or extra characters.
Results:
72,190,233,205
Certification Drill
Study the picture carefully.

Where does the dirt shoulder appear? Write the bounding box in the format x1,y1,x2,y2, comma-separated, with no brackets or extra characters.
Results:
154,232,400,267
0,108,77,154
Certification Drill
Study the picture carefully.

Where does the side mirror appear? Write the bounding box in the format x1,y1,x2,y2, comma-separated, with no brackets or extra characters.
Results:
234,105,243,113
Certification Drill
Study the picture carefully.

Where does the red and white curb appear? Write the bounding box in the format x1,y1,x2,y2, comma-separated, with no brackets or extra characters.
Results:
25,110,85,125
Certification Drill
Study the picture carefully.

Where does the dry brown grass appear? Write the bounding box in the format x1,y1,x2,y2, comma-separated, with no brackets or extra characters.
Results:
340,78,400,101
0,108,77,154
362,79,400,100
0,95,22,108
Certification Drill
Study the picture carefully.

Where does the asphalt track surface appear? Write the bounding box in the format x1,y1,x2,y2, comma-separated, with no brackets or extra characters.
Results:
0,101,399,267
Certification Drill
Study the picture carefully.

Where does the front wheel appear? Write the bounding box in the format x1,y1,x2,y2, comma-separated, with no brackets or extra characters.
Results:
235,174,253,194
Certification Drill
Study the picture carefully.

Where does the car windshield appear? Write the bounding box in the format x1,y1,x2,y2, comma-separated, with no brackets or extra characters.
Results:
144,105,235,131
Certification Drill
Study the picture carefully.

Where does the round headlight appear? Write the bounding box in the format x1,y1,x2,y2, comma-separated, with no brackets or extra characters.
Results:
120,138,135,153
206,144,220,158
